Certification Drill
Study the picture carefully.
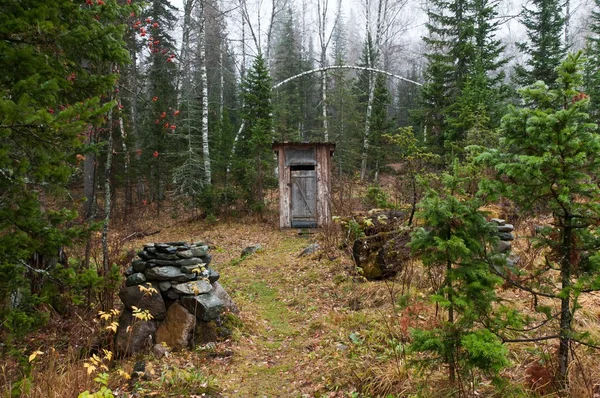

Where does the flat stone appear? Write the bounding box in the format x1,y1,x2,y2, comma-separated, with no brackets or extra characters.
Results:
147,259,175,267
145,266,197,282
496,240,512,253
490,218,506,226
497,224,514,232
155,302,196,350
192,241,206,246
176,250,194,259
498,232,515,241
207,268,220,283
124,266,134,277
190,245,209,257
175,258,203,267
200,254,212,265
176,245,191,251
171,280,212,296
156,253,179,261
158,281,172,292
166,289,181,300
155,245,177,254
143,243,156,248
126,273,147,286
336,343,349,351
181,292,224,321
132,260,147,273
181,264,206,274
155,243,169,249
137,250,155,260
146,247,156,254
119,282,167,320
166,241,187,247
299,243,320,257
241,244,262,257
211,281,239,314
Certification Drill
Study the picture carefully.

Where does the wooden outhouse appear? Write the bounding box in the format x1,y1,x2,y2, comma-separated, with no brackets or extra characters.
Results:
272,142,335,228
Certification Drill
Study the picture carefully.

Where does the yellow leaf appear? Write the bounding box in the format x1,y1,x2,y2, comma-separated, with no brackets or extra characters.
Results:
102,349,113,361
85,364,96,375
117,369,131,380
28,350,43,363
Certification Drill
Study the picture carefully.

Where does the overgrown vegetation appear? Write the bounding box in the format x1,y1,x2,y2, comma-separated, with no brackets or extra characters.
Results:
4,0,600,395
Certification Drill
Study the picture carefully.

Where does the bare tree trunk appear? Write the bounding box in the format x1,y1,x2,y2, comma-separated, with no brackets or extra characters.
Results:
219,41,224,125
83,126,97,220
558,218,573,392
83,125,96,269
101,106,114,311
131,42,145,203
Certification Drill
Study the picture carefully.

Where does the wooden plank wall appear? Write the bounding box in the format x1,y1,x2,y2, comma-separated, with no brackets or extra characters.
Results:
277,147,292,228
316,146,331,226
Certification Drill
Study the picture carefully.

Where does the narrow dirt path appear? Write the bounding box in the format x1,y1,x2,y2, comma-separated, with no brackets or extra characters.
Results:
205,224,348,396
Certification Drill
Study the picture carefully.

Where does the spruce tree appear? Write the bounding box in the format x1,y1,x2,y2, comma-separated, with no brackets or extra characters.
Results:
419,0,507,158
584,0,600,123
138,0,179,209
409,161,508,387
328,16,362,175
478,53,600,391
271,8,306,141
0,0,131,330
237,54,274,209
513,0,566,88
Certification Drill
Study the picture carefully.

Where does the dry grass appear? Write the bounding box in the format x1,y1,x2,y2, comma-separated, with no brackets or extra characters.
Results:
6,196,600,397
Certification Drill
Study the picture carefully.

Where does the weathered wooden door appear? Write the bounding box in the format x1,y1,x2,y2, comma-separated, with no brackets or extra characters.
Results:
291,167,317,228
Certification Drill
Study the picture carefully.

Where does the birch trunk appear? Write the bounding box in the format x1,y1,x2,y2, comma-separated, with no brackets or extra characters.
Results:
360,72,375,181
199,2,211,185
360,0,389,181
118,102,130,216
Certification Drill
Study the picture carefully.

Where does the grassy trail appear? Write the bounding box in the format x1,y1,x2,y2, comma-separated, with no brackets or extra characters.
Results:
209,226,341,396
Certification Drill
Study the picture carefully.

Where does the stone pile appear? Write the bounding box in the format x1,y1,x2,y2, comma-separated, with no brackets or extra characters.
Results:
115,242,237,356
491,218,514,254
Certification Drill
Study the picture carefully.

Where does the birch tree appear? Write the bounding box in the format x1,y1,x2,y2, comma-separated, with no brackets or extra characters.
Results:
317,0,342,141
198,0,211,185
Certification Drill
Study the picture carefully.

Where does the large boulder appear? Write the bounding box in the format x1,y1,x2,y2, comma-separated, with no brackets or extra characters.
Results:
155,302,196,350
211,281,239,314
352,228,412,280
181,292,224,321
114,309,157,357
119,282,167,321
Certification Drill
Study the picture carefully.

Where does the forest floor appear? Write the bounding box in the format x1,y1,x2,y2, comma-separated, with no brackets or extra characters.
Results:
10,211,600,397
119,217,386,397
